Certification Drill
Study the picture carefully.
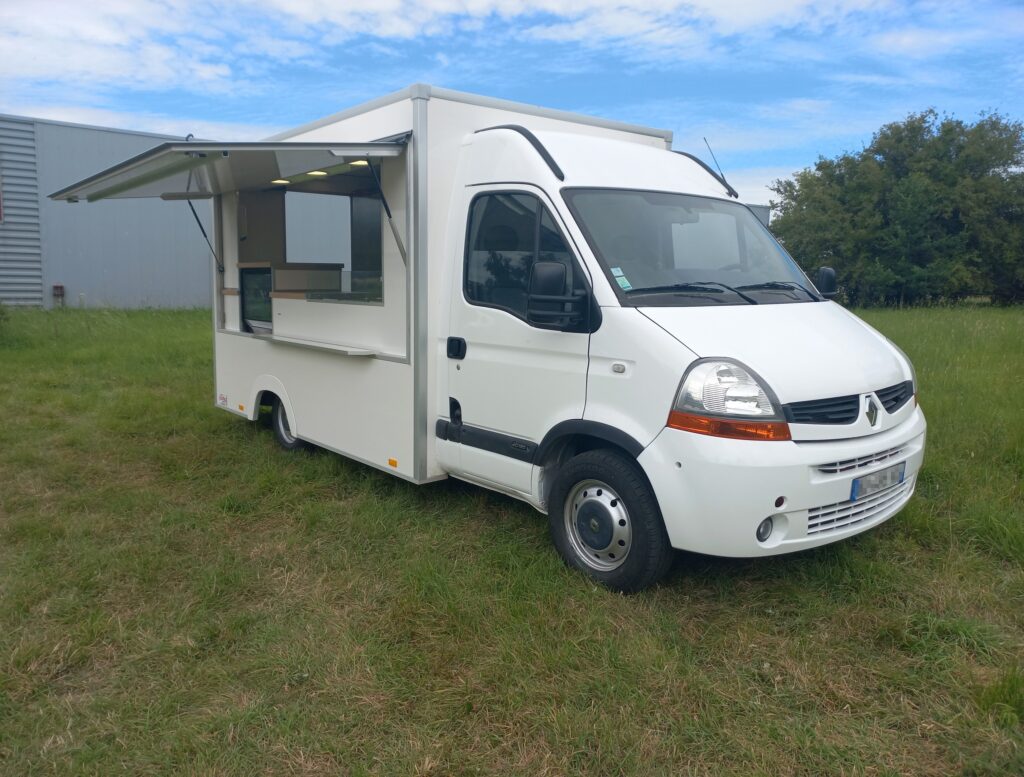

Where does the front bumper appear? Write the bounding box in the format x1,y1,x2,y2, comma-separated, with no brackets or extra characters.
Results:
638,405,927,557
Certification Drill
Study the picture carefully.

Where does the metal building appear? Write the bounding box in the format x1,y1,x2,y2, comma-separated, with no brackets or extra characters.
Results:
0,114,210,308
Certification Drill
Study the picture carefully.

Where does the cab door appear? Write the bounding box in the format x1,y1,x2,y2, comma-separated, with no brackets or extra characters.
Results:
442,186,594,495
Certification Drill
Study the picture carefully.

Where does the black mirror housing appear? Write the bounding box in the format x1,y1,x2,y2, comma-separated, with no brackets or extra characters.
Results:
816,266,837,299
526,260,588,330
528,260,567,296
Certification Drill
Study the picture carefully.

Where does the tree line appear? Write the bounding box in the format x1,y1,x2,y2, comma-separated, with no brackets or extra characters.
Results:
769,109,1024,305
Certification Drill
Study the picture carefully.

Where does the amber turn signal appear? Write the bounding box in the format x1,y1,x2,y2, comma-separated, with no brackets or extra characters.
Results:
667,411,792,441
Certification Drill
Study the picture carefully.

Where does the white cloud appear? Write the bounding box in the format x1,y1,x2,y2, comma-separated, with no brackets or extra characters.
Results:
866,1,1024,58
525,7,709,53
871,26,986,59
0,1,235,91
754,98,833,121
0,0,934,97
0,0,1017,154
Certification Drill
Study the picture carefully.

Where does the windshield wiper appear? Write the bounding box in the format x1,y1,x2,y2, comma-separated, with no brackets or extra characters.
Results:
736,280,822,301
627,281,758,305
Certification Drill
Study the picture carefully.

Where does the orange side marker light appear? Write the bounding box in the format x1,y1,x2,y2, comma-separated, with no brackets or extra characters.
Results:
667,411,791,441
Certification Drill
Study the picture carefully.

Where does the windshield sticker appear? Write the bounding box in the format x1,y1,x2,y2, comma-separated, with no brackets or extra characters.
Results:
616,275,633,291
610,266,624,277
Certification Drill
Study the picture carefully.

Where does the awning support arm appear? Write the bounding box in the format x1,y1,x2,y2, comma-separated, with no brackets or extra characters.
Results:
366,156,408,266
187,198,223,273
183,166,223,273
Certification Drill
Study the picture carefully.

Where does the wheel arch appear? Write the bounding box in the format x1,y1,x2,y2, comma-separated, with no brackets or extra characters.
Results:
248,375,295,427
534,420,646,508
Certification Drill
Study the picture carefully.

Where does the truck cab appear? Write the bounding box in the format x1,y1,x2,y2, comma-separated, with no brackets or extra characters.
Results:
434,126,925,590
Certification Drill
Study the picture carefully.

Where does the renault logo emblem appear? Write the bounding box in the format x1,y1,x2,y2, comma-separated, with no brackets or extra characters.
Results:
866,397,879,426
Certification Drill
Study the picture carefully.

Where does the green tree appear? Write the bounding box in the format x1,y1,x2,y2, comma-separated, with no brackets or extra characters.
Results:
770,110,1024,305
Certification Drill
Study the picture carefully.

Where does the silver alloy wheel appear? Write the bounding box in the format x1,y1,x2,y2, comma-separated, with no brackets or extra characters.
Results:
564,479,632,571
276,404,297,444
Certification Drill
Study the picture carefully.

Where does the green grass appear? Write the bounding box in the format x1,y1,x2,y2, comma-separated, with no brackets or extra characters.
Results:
1,306,1022,775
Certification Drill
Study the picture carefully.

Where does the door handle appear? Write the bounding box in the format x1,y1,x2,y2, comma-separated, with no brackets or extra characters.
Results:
447,337,467,360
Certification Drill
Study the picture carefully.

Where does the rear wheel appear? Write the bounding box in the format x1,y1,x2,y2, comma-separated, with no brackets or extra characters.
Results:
548,449,673,593
271,398,308,451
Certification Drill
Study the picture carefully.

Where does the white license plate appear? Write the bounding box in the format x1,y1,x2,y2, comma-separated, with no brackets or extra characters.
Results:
851,462,905,501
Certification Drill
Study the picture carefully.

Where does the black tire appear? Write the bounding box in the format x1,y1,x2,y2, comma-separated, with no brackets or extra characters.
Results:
548,449,674,593
271,398,308,451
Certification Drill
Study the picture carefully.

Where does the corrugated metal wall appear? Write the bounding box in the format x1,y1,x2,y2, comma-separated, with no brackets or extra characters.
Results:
0,116,43,305
0,114,212,308
35,121,211,309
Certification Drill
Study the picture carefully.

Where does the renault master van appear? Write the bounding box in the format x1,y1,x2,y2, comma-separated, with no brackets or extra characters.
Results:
52,85,926,591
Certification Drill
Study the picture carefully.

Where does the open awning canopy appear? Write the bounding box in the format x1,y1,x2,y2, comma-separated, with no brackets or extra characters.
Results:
49,140,408,202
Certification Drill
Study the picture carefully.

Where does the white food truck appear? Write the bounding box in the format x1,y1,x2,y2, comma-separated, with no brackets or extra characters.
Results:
52,85,926,592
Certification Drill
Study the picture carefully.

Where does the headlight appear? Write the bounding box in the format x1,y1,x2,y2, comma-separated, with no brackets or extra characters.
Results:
676,361,778,417
668,359,791,441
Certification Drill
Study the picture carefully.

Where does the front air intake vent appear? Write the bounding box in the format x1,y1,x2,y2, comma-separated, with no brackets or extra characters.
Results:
816,445,907,474
807,478,914,535
784,380,915,426
783,394,860,425
875,381,914,413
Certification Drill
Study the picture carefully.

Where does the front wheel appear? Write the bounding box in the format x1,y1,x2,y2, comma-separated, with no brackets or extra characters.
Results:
548,449,674,593
271,398,308,451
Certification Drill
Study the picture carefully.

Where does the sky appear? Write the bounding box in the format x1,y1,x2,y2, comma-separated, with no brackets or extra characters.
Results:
1,0,1022,203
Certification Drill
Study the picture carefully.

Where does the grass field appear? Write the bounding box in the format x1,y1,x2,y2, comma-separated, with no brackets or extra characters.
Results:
1,306,1022,775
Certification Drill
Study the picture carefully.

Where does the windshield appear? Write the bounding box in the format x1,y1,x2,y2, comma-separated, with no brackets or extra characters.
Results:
563,188,820,306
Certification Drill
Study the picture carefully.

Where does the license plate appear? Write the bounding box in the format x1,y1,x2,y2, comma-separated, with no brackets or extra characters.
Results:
851,462,905,501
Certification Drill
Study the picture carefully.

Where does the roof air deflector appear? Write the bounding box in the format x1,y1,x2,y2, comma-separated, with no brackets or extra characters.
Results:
474,125,565,181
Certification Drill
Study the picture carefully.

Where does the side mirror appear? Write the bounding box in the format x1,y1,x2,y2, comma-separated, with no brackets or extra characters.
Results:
527,261,585,329
816,266,837,299
529,260,566,297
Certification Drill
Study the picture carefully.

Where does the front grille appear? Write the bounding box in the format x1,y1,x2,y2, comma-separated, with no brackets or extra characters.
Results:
875,381,914,413
783,394,860,425
784,380,915,425
807,478,913,535
816,445,907,474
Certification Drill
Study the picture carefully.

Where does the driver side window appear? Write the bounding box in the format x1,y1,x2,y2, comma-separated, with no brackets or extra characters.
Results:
464,192,585,324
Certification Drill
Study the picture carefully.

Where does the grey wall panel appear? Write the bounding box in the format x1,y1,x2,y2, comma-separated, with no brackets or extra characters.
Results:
0,117,42,305
34,121,212,309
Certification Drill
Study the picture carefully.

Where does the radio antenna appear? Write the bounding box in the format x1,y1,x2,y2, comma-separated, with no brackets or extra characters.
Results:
703,137,731,188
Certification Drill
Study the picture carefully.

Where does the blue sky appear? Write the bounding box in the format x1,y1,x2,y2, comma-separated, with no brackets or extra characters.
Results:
2,0,1021,203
